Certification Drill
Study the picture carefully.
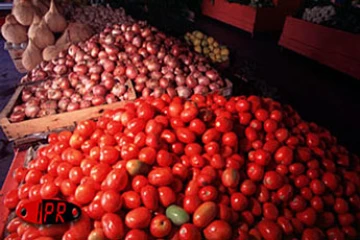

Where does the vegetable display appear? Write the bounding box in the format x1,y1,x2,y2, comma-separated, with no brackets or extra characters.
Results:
3,93,360,239
185,31,229,64
12,22,226,121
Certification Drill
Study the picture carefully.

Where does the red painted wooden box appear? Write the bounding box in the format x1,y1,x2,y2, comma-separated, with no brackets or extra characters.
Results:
201,0,303,36
279,17,360,80
0,150,26,237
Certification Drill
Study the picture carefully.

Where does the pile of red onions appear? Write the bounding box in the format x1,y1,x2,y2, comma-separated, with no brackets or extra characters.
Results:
14,22,226,122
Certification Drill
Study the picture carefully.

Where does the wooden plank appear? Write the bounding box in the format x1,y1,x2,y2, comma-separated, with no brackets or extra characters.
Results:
279,17,360,79
0,80,137,141
0,149,24,237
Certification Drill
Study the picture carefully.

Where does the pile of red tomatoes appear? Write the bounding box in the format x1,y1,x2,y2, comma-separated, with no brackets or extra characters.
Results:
3,93,360,240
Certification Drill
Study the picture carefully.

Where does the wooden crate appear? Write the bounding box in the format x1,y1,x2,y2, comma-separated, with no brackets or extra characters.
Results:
279,17,360,80
0,81,137,142
201,0,303,36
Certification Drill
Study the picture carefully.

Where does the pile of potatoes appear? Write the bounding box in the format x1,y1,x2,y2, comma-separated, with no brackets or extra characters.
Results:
185,30,229,64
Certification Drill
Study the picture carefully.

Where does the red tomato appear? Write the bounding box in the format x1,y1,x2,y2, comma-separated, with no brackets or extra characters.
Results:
131,175,148,192
150,214,172,238
215,117,233,133
40,182,59,199
25,169,42,184
88,228,106,240
221,168,240,188
12,167,27,183
75,184,96,205
101,190,122,212
179,223,202,240
140,185,159,211
240,180,257,196
148,167,174,186
203,220,232,240
158,186,176,207
4,189,19,209
6,217,22,233
247,163,264,182
38,223,69,238
189,119,206,135
101,168,129,192
202,128,221,144
122,191,141,209
176,128,196,144
231,192,248,211
193,201,217,228
183,195,202,214
99,146,119,165
60,179,76,196
263,171,284,190
90,163,111,183
199,186,218,202
257,220,282,240
102,213,125,240
125,229,148,240
156,150,173,167
68,167,84,184
125,207,151,229
28,184,42,201
296,207,317,226
263,202,279,220
139,147,156,165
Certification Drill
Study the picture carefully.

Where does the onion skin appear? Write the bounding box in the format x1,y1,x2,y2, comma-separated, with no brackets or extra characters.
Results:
25,105,40,118
176,86,192,99
10,111,26,122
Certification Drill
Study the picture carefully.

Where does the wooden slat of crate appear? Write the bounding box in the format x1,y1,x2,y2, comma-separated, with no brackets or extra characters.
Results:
279,17,360,80
0,81,136,141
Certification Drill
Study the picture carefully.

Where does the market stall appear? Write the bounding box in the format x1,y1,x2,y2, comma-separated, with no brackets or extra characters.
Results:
0,1,359,240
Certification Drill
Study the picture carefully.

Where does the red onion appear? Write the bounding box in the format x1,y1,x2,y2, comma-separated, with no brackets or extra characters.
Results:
138,48,149,58
146,79,159,90
92,96,106,106
98,51,108,59
118,52,128,61
146,42,159,55
13,105,25,113
142,87,151,98
74,64,88,75
186,76,198,88
25,98,40,108
35,89,47,99
48,89,62,100
135,74,147,84
102,78,115,90
132,36,143,48
111,83,127,97
125,65,138,79
41,100,57,110
147,61,161,72
104,45,119,56
58,98,70,111
68,45,80,58
125,44,137,54
104,35,115,45
91,47,100,58
114,65,126,76
124,31,135,42
89,65,103,74
66,59,75,68
217,80,225,87
166,88,177,98
194,85,210,95
22,90,32,102
151,87,164,98
58,78,70,90
83,93,94,101
71,93,82,103
92,85,107,96
206,70,218,81
209,83,220,91
91,73,100,82
176,86,192,98
198,76,210,86
150,71,162,80
67,102,80,112
159,78,169,89
80,100,92,109
105,94,118,104
163,72,175,81
141,28,151,38
75,51,85,62
10,111,25,122
197,65,207,72
100,59,115,73
63,89,74,98
135,83,145,92
175,75,186,86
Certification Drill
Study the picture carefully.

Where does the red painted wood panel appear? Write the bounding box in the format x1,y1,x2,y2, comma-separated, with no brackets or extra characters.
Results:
0,150,25,237
279,17,360,80
202,0,303,34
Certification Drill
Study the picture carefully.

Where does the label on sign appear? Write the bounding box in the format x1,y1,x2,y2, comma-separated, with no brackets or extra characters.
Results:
16,199,81,224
